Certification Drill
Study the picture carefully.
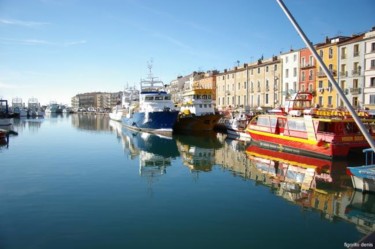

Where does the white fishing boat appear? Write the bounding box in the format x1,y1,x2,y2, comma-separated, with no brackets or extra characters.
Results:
45,102,59,114
122,63,179,135
28,98,44,118
109,87,139,122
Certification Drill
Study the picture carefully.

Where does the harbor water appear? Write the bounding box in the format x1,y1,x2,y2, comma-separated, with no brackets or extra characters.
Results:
1,114,374,249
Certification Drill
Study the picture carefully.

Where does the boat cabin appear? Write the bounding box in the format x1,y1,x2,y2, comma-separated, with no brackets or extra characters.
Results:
180,88,215,116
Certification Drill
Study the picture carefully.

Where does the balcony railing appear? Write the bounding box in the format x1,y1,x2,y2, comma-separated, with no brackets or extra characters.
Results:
350,88,361,95
340,71,348,77
352,70,361,76
317,70,336,78
300,63,315,69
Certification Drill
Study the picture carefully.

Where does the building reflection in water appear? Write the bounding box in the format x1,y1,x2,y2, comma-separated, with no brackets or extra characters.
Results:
175,132,224,172
216,137,375,236
71,113,110,132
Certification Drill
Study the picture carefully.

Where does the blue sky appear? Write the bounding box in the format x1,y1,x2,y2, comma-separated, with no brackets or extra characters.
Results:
1,0,374,105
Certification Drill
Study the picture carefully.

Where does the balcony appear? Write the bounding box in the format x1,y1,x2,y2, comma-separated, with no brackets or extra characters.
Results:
350,88,361,95
317,70,336,78
352,70,361,76
339,71,348,77
300,63,315,69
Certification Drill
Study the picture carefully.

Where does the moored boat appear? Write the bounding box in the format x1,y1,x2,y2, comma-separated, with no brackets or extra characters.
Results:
0,99,13,127
347,148,375,193
173,86,221,133
246,92,375,159
109,87,139,122
122,64,179,135
224,111,253,141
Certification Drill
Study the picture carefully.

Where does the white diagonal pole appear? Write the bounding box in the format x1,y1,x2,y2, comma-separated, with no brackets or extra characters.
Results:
276,0,375,153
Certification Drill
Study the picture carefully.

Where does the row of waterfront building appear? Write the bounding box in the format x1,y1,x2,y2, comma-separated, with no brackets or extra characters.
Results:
72,26,375,112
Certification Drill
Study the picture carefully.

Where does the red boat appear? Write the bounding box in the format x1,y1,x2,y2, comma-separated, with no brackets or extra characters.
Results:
246,92,375,159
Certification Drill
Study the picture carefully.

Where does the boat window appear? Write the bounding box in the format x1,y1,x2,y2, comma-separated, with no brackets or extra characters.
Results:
277,118,286,128
164,96,171,100
344,122,360,134
155,96,163,100
317,122,334,133
145,96,154,101
287,120,306,131
270,117,277,127
257,116,270,126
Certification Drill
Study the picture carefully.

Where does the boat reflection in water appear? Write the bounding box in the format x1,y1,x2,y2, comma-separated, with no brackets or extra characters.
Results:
174,132,224,172
244,142,375,235
121,126,179,177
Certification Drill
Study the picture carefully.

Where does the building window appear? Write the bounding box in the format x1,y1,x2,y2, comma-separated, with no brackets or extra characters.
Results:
371,59,375,69
319,80,323,88
319,96,323,106
286,56,289,63
238,82,240,90
371,77,375,87
370,95,375,104
274,64,277,71
238,96,240,105
309,56,313,65
371,42,375,52
266,66,269,72
309,83,313,92
301,57,305,67
353,44,359,57
328,96,332,106
341,47,347,59
258,68,260,74
293,54,297,62
265,94,269,104
285,69,289,78
353,79,358,89
319,50,323,57
309,70,313,80
329,48,333,59
301,71,305,81
293,67,297,77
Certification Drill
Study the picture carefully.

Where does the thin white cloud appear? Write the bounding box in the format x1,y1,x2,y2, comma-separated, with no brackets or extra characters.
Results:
0,38,87,46
0,82,24,89
0,18,50,27
64,40,87,46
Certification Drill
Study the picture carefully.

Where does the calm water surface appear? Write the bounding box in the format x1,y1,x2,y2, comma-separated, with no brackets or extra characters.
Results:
1,114,374,249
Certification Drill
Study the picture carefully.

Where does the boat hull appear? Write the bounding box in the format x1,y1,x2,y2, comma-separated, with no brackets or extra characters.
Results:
173,114,222,133
227,128,251,141
122,110,179,135
247,127,369,158
347,165,375,192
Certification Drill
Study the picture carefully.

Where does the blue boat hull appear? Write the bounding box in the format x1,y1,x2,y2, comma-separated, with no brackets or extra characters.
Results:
122,110,179,135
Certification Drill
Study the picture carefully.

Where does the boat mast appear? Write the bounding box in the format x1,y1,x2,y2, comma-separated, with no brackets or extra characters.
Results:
276,0,375,153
